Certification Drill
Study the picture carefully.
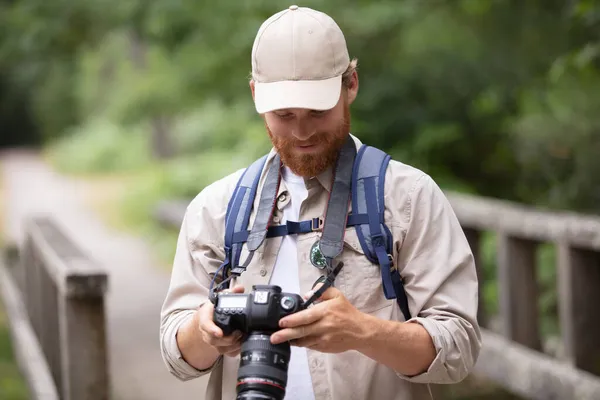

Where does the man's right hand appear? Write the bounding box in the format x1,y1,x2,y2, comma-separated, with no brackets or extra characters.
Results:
197,284,246,357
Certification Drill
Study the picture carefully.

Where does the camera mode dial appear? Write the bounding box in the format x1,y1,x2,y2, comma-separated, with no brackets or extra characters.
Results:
280,296,296,311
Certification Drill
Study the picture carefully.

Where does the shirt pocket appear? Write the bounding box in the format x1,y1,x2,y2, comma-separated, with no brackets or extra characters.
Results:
337,228,394,314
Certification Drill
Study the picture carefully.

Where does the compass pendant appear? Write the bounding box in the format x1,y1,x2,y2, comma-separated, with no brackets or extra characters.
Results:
310,240,328,270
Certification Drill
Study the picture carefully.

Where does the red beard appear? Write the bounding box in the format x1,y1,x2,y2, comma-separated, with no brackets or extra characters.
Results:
266,104,351,178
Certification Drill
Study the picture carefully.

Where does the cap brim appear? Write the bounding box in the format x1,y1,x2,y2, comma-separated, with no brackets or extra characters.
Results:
253,75,342,114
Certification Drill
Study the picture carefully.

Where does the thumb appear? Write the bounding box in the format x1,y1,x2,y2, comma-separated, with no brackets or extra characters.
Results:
303,283,339,302
230,284,245,294
318,285,340,300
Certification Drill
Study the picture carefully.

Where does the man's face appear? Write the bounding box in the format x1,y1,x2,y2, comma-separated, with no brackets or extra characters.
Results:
262,93,351,178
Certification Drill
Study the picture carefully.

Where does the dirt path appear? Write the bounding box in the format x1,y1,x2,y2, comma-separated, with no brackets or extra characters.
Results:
0,148,208,400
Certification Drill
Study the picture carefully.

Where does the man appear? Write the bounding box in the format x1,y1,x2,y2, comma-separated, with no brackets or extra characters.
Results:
160,5,481,400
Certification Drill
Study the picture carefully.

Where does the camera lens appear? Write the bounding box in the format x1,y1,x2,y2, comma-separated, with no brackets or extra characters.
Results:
236,331,290,400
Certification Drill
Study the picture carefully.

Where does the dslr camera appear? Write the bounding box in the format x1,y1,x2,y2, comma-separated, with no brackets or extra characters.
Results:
213,284,305,400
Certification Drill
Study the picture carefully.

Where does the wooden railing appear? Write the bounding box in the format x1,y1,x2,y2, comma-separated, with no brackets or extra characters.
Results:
0,216,110,400
155,192,600,400
446,192,600,373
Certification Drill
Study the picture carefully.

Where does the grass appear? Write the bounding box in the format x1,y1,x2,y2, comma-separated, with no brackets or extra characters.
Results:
74,171,143,232
0,171,30,400
0,305,29,400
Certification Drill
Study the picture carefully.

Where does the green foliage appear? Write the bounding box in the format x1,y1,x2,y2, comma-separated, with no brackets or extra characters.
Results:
47,118,151,174
511,51,600,212
3,0,600,214
2,2,600,366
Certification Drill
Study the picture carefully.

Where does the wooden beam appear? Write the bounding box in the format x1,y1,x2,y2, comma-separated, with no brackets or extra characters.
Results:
557,243,600,376
157,194,600,253
24,216,108,298
475,329,600,400
446,192,600,251
153,200,188,228
0,255,60,400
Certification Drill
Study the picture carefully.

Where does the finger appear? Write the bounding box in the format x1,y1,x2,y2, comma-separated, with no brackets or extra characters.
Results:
303,282,323,300
271,325,314,345
204,330,242,346
279,304,324,328
290,335,320,349
228,284,245,294
314,286,341,302
216,330,243,346
197,303,222,336
200,317,224,338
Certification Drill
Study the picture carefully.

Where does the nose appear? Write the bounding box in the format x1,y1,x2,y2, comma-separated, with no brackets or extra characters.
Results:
291,117,316,141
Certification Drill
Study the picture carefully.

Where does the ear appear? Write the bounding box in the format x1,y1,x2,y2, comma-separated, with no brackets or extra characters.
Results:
249,80,256,102
346,70,359,105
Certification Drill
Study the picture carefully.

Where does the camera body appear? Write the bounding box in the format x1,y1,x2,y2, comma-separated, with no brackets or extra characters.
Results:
213,284,305,336
213,285,306,400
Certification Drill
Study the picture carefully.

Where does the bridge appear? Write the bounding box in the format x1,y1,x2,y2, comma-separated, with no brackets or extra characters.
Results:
1,151,600,400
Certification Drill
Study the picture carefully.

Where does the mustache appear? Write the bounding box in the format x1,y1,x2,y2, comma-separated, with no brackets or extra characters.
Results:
284,132,330,146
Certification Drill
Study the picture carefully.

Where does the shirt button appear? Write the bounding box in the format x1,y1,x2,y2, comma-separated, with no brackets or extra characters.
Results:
260,269,267,277
278,193,287,202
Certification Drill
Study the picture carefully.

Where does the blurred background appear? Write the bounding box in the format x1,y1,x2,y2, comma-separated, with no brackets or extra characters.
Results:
1,0,600,399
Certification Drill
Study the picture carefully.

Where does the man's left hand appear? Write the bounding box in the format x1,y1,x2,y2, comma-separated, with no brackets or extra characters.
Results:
270,285,369,353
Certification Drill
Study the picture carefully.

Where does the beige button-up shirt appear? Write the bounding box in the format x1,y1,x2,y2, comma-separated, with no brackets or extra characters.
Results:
160,135,481,400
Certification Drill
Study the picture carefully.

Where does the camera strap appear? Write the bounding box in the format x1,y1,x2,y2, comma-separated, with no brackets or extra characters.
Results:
231,153,282,274
303,261,344,308
212,136,356,301
317,136,356,266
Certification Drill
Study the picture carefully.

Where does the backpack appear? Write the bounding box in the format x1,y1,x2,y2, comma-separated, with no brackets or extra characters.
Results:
214,140,411,321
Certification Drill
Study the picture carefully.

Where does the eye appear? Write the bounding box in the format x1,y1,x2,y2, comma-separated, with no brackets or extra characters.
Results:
311,110,327,118
275,112,294,120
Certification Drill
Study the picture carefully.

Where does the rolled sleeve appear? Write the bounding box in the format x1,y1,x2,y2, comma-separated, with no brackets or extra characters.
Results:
159,170,243,382
394,173,482,384
160,309,217,381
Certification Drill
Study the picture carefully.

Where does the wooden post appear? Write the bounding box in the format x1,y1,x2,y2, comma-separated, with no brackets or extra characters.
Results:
497,234,541,351
463,227,486,327
41,265,62,397
557,243,600,377
20,217,110,400
59,293,109,400
0,254,60,400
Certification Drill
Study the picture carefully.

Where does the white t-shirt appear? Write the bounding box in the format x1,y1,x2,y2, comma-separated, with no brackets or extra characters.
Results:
268,166,316,400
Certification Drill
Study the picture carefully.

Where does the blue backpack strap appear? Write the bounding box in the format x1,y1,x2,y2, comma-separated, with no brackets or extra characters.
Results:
213,154,268,291
352,145,411,321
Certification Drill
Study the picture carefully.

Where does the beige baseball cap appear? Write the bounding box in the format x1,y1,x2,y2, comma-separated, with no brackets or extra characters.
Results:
251,5,350,114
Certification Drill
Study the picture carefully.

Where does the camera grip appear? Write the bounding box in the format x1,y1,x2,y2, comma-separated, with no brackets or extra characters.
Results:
213,313,234,336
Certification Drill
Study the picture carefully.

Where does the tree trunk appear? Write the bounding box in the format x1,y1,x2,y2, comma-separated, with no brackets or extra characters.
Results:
128,30,175,159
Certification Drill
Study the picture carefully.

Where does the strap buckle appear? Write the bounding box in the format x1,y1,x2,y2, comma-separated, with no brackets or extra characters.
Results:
311,216,324,232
